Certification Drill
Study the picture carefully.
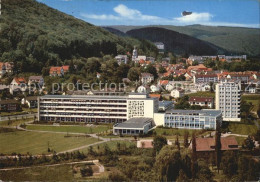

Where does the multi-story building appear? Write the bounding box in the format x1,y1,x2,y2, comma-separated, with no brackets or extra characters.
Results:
38,93,158,123
215,81,241,122
193,74,218,84
154,109,222,130
0,100,21,112
189,96,214,108
140,73,154,84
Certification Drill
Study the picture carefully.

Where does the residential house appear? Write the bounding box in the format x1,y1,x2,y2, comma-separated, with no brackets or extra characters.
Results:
140,73,154,84
158,80,169,87
49,65,69,76
227,73,250,83
0,62,6,78
115,55,128,65
189,96,214,108
193,74,218,84
170,89,184,98
137,85,148,93
190,137,238,159
150,85,160,92
21,96,38,108
0,62,13,78
11,77,27,86
0,99,21,112
28,76,44,86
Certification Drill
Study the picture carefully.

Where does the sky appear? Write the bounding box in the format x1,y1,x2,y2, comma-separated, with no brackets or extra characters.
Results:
37,0,260,28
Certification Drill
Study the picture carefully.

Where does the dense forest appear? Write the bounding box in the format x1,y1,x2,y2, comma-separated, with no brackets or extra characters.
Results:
0,0,158,73
108,25,260,57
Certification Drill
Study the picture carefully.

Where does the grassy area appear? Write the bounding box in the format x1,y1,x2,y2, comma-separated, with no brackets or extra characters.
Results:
26,124,110,134
154,127,206,136
226,122,257,136
187,91,215,98
228,136,245,146
80,140,135,153
0,130,99,155
242,94,260,113
0,118,32,127
0,165,74,181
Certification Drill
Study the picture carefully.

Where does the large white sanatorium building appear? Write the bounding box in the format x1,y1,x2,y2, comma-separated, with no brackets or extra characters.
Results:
38,93,158,123
215,81,241,122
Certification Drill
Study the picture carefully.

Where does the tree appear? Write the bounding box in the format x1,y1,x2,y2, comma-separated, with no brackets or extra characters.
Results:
153,135,167,153
144,64,158,79
221,151,238,177
158,66,167,74
215,121,221,173
80,165,93,177
183,131,189,148
176,169,190,182
127,67,140,81
242,136,255,150
191,132,198,179
155,146,182,181
175,135,180,150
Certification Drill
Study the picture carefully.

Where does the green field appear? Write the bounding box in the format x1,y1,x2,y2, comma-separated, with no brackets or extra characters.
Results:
187,91,215,98
0,130,99,155
154,127,206,136
0,164,74,181
26,124,110,134
227,122,257,136
242,94,260,113
80,140,135,153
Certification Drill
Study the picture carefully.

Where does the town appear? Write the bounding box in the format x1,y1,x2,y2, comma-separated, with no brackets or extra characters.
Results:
0,0,260,181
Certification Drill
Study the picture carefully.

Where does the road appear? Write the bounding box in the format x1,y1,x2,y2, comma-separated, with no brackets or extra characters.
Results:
0,113,37,122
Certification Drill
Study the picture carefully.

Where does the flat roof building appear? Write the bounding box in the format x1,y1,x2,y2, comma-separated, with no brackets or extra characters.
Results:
38,93,158,123
113,117,154,135
154,109,222,130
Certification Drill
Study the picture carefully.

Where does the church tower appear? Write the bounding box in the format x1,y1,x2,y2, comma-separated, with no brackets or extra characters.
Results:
132,46,138,60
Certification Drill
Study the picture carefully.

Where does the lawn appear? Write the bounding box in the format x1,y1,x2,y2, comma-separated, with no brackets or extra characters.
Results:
226,122,257,136
0,165,74,181
26,124,110,134
242,94,260,113
0,130,99,155
187,91,215,98
80,140,135,153
154,127,206,136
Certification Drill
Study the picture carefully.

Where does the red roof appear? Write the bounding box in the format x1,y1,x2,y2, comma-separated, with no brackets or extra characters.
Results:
195,74,217,78
50,66,62,74
189,96,213,103
62,65,69,72
194,137,238,152
159,80,169,85
149,94,161,99
14,77,27,85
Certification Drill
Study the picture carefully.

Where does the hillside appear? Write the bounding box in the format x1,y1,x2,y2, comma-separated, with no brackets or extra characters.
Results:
0,0,157,73
126,27,226,55
109,25,260,56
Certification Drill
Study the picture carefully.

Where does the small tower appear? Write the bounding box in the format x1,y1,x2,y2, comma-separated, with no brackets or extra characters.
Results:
132,46,138,60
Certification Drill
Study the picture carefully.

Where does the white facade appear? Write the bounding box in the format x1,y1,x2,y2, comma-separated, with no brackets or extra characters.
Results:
137,85,147,93
215,81,241,122
150,85,160,92
154,109,222,130
38,93,158,123
140,73,154,84
115,55,128,65
170,89,184,98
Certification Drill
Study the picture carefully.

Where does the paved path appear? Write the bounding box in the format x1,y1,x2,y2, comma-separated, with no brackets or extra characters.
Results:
0,159,104,175
0,113,37,122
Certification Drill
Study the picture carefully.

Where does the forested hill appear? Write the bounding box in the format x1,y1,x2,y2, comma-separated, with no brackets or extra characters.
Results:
126,27,226,56
108,25,260,57
0,0,157,73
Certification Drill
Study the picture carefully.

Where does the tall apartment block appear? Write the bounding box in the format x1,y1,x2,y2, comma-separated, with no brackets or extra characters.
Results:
215,81,241,122
38,93,158,123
